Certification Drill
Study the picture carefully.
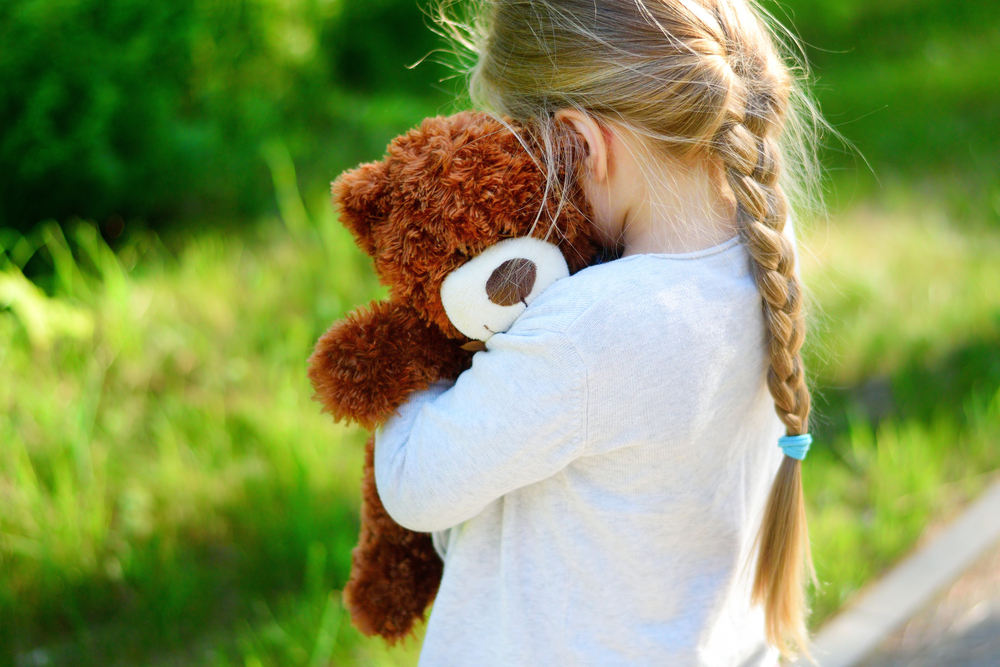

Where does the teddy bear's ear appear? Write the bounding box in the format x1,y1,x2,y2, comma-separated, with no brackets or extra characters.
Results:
332,160,391,256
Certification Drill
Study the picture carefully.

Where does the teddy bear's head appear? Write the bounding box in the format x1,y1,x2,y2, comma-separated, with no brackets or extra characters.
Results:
333,112,601,340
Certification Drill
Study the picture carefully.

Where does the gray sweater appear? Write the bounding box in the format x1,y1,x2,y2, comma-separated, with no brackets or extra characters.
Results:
375,237,784,667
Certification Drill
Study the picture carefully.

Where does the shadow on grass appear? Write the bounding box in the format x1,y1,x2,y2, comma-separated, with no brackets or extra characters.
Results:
812,326,1000,449
1,479,360,666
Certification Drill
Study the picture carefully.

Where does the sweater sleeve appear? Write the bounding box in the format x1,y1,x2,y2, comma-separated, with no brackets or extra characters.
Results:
373,325,588,532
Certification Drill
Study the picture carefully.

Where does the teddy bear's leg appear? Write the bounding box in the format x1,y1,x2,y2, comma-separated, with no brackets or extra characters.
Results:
343,434,443,643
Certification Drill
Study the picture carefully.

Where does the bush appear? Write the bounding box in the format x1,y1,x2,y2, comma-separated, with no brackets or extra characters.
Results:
0,0,454,232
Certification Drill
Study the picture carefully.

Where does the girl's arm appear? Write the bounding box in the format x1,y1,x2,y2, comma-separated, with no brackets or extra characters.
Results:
374,325,588,532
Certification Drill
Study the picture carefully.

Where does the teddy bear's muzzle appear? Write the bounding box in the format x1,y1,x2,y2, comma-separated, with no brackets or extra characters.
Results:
440,236,570,343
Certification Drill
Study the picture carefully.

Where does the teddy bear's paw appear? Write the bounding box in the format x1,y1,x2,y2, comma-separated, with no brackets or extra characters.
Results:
441,236,569,342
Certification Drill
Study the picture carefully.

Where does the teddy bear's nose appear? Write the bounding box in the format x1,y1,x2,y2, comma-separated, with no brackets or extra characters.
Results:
486,258,537,306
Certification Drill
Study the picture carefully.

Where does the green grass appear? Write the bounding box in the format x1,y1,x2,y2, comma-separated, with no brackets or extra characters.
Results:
806,395,1000,625
797,205,1000,622
802,201,1000,387
0,168,421,665
2,182,1000,663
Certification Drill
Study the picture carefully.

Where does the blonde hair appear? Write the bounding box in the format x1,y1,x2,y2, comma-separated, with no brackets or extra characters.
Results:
436,0,823,656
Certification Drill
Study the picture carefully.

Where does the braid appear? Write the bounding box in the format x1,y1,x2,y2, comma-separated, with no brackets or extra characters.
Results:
712,18,814,657
722,126,810,434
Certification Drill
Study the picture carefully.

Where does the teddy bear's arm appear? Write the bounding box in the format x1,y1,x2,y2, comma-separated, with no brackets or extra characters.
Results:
308,300,470,430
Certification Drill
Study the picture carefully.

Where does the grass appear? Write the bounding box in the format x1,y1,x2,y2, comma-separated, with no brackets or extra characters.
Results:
806,396,1000,625
2,176,1000,663
797,204,1000,623
803,199,1000,388
0,166,422,665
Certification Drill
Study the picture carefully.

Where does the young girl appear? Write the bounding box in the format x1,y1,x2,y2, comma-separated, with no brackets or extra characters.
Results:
376,0,820,664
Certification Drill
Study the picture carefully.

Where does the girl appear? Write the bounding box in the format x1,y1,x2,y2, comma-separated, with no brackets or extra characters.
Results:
376,0,822,664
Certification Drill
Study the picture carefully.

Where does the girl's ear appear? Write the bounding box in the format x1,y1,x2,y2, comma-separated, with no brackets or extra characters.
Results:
554,109,610,184
332,161,391,257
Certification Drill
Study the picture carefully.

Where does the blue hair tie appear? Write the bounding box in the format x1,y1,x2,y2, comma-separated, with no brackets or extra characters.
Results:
778,434,812,460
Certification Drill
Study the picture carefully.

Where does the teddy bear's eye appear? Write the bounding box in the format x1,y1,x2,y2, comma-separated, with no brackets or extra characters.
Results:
440,237,569,342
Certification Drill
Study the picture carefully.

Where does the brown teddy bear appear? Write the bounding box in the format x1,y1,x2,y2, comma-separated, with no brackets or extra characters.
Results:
307,111,601,642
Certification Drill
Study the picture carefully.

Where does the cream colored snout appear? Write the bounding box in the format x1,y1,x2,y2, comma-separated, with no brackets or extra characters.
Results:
440,237,570,342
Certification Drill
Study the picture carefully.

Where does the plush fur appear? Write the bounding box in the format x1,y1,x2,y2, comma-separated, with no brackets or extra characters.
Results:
307,111,600,642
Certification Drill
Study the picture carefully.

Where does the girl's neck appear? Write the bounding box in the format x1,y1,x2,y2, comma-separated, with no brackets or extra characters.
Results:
619,159,737,257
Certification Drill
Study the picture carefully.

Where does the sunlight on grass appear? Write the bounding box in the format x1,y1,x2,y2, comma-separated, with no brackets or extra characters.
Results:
1,191,998,662
0,201,413,663
801,203,1000,385
798,203,1000,626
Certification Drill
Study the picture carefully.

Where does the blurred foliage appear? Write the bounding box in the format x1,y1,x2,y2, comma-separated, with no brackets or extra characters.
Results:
798,210,1000,624
0,164,420,663
806,389,1000,625
803,202,1000,390
2,0,999,231
0,0,457,231
763,0,1000,221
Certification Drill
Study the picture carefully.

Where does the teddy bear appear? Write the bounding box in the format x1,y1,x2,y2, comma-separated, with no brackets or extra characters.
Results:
307,111,602,642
